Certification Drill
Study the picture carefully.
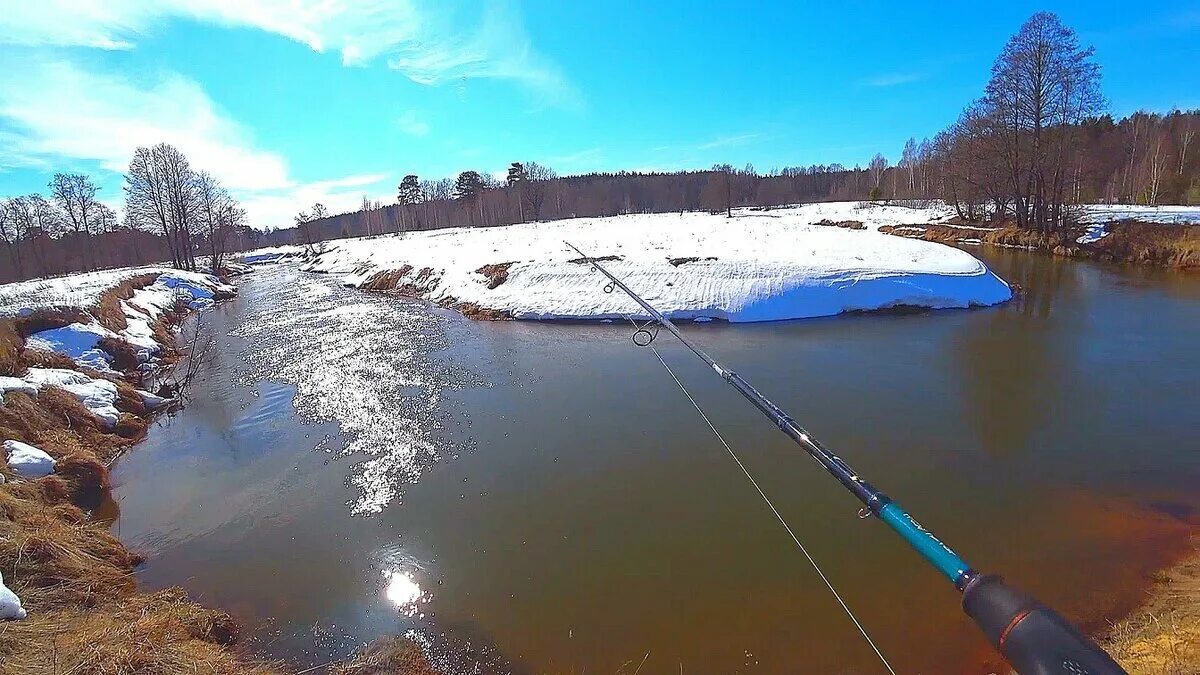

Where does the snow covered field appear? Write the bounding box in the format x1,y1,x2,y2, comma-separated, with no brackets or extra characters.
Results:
301,206,1013,322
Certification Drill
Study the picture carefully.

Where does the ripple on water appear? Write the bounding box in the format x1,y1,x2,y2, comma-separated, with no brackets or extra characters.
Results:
229,268,484,514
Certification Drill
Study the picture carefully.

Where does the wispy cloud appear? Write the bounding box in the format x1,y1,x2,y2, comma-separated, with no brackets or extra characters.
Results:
0,0,576,105
549,147,604,170
396,111,430,137
695,133,764,150
0,56,289,191
862,72,925,88
0,54,393,228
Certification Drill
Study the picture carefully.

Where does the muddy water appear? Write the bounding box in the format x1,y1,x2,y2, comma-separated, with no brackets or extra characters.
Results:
111,249,1200,674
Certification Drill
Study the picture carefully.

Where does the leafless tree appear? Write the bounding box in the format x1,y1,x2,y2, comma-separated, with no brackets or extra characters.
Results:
49,173,101,270
125,143,200,269
983,12,1102,230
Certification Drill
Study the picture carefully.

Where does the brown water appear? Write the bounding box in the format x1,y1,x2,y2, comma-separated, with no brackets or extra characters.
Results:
110,248,1200,674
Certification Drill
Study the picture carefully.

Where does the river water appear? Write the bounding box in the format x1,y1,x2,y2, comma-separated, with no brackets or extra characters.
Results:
110,248,1200,674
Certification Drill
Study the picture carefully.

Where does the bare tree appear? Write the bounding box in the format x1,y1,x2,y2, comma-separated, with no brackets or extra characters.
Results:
195,171,243,272
125,143,200,269
49,173,101,270
522,161,556,221
868,154,888,200
983,11,1102,230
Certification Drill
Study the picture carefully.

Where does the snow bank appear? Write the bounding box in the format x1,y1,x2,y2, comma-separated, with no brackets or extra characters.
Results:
15,271,234,371
236,245,307,265
1078,205,1200,225
0,267,234,319
0,571,25,620
24,322,120,372
3,439,55,478
20,368,122,427
304,208,1012,322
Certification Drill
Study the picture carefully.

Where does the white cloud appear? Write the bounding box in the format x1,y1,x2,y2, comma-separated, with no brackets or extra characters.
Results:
0,56,289,192
0,55,392,229
240,173,393,229
862,72,924,88
0,0,573,103
396,111,430,137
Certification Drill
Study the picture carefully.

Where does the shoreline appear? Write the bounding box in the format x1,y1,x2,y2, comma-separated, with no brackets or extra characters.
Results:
879,219,1200,270
2,263,1194,674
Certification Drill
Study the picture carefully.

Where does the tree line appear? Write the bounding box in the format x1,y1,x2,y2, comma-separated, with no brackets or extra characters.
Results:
3,13,1198,282
1,143,257,283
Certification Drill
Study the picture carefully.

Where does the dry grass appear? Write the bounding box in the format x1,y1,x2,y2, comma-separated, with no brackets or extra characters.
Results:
93,273,160,332
0,273,288,675
475,262,514,289
1102,540,1200,675
0,588,282,675
329,636,441,675
1091,221,1200,268
881,219,1200,270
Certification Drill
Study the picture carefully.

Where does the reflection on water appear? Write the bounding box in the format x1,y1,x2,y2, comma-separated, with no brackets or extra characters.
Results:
111,256,1200,674
955,253,1077,458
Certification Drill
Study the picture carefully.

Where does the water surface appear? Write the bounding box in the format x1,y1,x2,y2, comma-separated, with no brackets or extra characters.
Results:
112,249,1200,674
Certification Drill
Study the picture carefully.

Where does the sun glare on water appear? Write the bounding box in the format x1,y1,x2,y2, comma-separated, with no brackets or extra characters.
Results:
385,570,424,615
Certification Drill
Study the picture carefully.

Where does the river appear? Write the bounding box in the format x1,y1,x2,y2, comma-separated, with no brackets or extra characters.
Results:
109,247,1200,674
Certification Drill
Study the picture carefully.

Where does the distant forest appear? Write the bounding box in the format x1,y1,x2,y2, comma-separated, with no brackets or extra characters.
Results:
2,12,1198,284
279,107,1198,249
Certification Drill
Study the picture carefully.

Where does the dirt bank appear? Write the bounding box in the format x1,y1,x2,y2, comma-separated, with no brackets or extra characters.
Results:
0,275,285,673
0,271,442,674
880,219,1200,269
1102,541,1200,674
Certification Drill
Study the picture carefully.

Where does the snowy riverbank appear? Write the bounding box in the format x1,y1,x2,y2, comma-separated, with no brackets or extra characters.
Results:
293,205,1013,321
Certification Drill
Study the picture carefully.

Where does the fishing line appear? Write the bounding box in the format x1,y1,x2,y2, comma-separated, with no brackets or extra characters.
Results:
645,342,899,675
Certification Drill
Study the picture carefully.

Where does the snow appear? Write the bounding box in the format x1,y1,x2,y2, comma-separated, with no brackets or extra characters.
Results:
0,266,234,319
24,322,120,372
3,439,55,478
0,376,38,398
236,245,307,265
11,270,235,371
0,570,25,620
19,368,122,427
303,206,1013,322
1078,204,1200,225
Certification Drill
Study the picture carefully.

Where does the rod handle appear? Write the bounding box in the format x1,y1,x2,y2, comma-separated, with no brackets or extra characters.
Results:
961,575,1126,675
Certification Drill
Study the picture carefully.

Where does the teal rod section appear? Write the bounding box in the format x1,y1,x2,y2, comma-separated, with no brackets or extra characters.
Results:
878,502,969,583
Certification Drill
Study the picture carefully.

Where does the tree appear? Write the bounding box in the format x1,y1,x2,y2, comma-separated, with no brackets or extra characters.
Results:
124,143,200,270
195,171,243,272
454,170,486,224
397,175,421,232
868,153,888,195
49,173,101,270
506,162,528,222
522,161,556,221
982,11,1102,230
703,164,733,216
0,198,26,279
900,138,918,194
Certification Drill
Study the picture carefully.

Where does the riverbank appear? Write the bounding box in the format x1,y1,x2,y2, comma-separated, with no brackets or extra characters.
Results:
880,218,1200,270
1101,541,1200,674
0,269,285,673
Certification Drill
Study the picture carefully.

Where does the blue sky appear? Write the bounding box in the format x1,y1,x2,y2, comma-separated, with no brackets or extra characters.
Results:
0,1,1197,229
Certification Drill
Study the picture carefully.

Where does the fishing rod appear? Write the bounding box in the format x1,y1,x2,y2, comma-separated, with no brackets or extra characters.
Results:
566,241,1125,675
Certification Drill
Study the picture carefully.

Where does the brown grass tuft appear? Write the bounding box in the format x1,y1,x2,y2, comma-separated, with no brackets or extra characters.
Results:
1090,220,1200,268
0,587,281,675
1102,540,1200,674
92,273,160,332
330,636,441,675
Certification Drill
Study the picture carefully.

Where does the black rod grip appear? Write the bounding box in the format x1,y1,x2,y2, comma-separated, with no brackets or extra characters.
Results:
962,575,1127,675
